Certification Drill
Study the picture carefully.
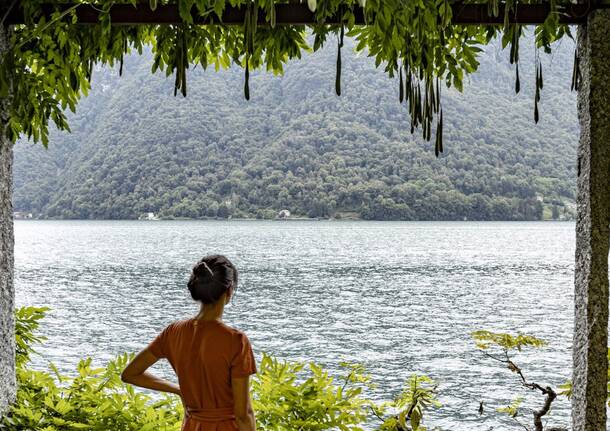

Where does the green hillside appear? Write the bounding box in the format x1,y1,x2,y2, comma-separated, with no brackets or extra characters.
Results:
12,36,578,221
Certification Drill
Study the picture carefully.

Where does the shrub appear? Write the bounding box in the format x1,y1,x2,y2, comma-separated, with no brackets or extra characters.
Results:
252,356,370,430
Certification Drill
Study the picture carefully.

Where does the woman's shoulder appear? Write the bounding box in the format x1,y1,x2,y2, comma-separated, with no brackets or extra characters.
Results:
217,321,249,337
159,318,194,335
164,319,250,341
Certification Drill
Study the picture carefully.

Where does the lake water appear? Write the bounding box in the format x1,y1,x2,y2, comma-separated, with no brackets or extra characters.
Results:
15,220,576,430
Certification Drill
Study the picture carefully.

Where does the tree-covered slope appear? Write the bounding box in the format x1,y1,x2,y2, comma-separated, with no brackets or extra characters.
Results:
13,36,577,220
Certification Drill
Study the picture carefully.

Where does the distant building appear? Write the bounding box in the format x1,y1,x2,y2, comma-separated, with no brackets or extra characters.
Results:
277,209,291,219
139,212,159,220
13,212,33,220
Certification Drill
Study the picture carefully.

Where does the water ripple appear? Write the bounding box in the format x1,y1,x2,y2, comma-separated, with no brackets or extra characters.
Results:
15,220,578,430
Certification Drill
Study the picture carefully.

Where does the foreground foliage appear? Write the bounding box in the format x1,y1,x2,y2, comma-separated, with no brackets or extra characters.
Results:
2,307,441,431
472,330,562,431
472,331,610,431
13,308,609,430
4,307,183,431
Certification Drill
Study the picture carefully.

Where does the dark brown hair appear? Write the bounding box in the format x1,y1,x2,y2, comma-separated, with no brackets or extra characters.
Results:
187,255,238,304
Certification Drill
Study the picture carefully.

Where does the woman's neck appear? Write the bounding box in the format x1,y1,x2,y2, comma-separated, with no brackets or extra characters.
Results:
195,301,224,322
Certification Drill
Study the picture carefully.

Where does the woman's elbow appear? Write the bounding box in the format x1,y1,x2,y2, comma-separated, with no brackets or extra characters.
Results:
120,370,133,383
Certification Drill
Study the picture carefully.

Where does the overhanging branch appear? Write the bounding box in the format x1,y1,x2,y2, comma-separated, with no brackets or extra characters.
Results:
3,2,602,26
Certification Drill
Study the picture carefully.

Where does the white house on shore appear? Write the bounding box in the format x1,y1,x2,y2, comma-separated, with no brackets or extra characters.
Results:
139,212,159,220
277,209,291,219
13,212,33,220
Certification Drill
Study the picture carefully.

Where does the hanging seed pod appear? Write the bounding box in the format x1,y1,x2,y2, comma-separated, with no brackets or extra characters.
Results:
416,84,422,124
423,120,430,142
173,29,182,96
399,68,404,103
86,59,93,82
534,60,541,123
244,60,250,100
181,30,188,97
435,77,440,112
409,87,415,120
571,49,580,91
406,68,412,102
335,23,344,96
571,53,576,91
439,109,443,153
515,24,521,63
173,46,181,95
119,52,124,77
424,116,429,141
335,40,341,96
411,89,417,127
427,81,433,118
423,85,428,121
515,63,520,94
509,25,520,65
243,4,252,100
430,80,436,114
181,65,187,97
174,69,179,96
539,62,543,89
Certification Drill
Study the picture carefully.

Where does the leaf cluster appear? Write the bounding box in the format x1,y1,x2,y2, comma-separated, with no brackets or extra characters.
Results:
251,354,370,430
472,330,547,352
2,0,576,152
373,374,441,431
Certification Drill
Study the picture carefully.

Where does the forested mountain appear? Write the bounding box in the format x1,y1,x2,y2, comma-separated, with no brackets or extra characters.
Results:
13,35,578,221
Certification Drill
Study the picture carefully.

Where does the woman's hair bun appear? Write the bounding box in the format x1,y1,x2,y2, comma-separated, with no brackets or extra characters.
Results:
193,261,214,278
187,255,238,304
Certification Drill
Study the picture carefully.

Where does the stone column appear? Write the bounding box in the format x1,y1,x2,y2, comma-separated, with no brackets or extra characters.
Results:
572,9,610,431
0,11,14,415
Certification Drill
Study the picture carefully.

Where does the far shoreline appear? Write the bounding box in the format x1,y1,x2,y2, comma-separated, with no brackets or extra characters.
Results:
13,217,575,222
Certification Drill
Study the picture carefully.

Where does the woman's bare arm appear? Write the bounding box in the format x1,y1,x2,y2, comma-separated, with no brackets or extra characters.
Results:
121,348,181,396
232,376,256,431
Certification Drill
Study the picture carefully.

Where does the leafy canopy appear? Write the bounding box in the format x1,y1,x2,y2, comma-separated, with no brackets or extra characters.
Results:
2,0,574,153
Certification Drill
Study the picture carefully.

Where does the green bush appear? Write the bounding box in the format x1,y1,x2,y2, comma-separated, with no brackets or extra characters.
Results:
2,307,440,431
252,357,370,430
4,308,183,431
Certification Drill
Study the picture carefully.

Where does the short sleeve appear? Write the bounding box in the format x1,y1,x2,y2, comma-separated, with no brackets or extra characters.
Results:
231,332,257,378
147,324,173,359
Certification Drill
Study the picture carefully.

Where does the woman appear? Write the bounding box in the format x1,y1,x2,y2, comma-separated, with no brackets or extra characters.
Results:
121,255,257,431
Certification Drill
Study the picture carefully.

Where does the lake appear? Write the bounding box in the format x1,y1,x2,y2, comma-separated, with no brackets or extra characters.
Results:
15,220,576,430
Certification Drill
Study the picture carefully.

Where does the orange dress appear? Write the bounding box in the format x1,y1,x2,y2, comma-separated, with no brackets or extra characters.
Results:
148,319,257,431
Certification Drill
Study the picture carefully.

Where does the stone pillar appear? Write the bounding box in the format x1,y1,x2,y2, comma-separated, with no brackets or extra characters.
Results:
572,9,610,431
0,15,14,415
